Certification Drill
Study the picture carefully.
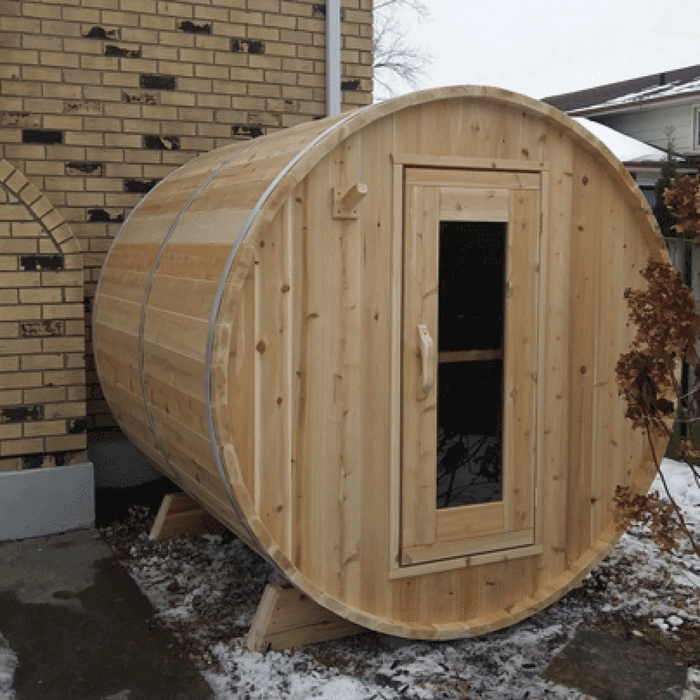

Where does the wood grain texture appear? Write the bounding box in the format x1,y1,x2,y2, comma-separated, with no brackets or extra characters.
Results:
150,492,224,541
94,86,670,640
247,583,364,652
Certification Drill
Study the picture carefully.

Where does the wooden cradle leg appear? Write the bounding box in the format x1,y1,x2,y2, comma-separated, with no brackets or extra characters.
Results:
150,492,224,540
247,583,364,652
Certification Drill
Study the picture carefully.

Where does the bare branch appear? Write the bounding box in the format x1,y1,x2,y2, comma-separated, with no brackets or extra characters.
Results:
374,0,428,15
373,0,432,98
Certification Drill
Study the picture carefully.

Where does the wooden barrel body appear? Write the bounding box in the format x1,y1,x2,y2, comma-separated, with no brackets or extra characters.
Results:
94,86,668,639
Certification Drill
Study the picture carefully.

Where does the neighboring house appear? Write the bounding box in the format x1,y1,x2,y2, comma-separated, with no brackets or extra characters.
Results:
571,116,669,208
544,64,700,207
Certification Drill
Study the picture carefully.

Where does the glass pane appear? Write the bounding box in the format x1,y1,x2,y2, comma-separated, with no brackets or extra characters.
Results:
436,221,506,509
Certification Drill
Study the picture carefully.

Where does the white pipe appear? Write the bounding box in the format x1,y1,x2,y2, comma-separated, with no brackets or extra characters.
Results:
326,0,342,116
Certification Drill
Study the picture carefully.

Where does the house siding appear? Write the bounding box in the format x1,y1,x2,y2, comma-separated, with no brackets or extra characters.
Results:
592,102,698,154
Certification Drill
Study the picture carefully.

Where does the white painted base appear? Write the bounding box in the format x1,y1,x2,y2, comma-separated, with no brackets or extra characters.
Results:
0,462,95,541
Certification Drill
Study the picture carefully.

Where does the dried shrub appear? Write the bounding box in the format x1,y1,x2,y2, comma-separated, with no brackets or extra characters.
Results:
614,173,700,560
664,173,700,238
677,438,700,460
616,260,700,434
616,349,675,433
614,486,684,552
625,260,700,363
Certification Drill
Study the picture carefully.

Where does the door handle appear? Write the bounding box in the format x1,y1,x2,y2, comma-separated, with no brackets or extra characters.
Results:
417,324,435,400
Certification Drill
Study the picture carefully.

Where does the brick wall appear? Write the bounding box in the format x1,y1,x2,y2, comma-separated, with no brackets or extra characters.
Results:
0,159,86,471
0,0,373,436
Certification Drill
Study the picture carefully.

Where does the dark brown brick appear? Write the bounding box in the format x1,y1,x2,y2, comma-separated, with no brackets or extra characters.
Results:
124,178,160,193
178,20,211,34
83,26,120,40
20,255,64,271
0,405,44,424
21,320,66,337
139,74,177,90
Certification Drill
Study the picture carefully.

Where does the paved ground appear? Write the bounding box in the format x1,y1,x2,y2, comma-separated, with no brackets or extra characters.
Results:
0,476,695,700
0,529,213,700
545,628,690,700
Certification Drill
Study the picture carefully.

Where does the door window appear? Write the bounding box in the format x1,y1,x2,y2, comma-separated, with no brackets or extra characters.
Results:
437,220,506,508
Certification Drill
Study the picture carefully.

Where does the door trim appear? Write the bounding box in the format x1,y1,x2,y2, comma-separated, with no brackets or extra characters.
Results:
392,153,548,173
388,158,549,579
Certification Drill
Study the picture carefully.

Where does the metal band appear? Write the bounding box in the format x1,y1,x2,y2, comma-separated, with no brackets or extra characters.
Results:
91,161,189,441
204,111,359,559
136,141,264,482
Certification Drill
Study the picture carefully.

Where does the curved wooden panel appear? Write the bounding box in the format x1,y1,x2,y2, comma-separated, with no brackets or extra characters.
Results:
95,87,669,639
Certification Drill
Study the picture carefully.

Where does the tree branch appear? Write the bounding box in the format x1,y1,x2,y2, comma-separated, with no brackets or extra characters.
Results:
373,0,432,98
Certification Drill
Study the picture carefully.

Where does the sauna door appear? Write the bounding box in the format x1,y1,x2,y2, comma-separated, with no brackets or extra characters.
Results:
400,167,540,567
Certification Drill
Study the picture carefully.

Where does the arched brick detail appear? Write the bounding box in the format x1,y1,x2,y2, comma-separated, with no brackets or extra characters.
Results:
0,159,87,470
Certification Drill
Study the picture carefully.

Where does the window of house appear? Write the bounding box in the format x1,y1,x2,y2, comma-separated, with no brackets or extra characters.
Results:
640,186,656,209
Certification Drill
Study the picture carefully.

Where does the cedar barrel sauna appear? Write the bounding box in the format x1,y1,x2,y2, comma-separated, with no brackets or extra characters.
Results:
94,86,670,639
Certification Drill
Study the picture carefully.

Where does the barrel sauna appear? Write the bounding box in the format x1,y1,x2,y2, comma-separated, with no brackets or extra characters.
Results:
94,86,669,639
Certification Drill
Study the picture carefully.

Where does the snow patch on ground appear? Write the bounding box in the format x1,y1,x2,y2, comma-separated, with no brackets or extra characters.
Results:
683,666,700,700
106,458,700,700
202,611,585,700
0,634,17,700
593,459,700,624
204,642,385,700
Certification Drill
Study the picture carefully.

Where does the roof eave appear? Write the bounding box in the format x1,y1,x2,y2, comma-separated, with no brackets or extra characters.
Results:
623,159,694,169
569,89,700,117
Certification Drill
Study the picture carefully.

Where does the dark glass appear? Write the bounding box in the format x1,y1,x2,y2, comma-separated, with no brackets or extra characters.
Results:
436,221,506,509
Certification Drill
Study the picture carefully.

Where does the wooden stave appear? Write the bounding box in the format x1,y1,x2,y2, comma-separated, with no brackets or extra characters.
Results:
95,86,670,638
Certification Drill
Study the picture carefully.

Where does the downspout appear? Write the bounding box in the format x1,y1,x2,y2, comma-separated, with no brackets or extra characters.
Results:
326,0,342,116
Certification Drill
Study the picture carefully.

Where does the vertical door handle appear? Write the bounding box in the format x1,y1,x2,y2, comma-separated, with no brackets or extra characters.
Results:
417,324,435,400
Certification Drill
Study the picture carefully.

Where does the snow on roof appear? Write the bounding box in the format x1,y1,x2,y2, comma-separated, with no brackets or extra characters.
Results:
571,75,700,114
573,117,669,164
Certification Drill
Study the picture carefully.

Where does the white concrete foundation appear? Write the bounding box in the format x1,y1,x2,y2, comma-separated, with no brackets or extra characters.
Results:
0,462,95,541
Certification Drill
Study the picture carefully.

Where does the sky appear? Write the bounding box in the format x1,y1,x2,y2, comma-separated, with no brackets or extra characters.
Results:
384,0,700,100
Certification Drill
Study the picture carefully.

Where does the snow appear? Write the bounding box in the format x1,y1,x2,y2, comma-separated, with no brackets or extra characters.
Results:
2,457,697,699
0,634,17,700
94,457,698,699
660,457,700,521
205,643,387,700
685,668,700,700
574,76,700,114
201,614,585,699
573,117,668,163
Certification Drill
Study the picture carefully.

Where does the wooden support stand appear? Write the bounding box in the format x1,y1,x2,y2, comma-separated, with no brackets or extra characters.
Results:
150,492,225,540
247,583,364,652
152,495,362,650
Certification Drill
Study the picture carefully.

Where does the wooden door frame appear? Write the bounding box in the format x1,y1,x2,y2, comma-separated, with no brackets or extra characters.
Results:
388,154,549,580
